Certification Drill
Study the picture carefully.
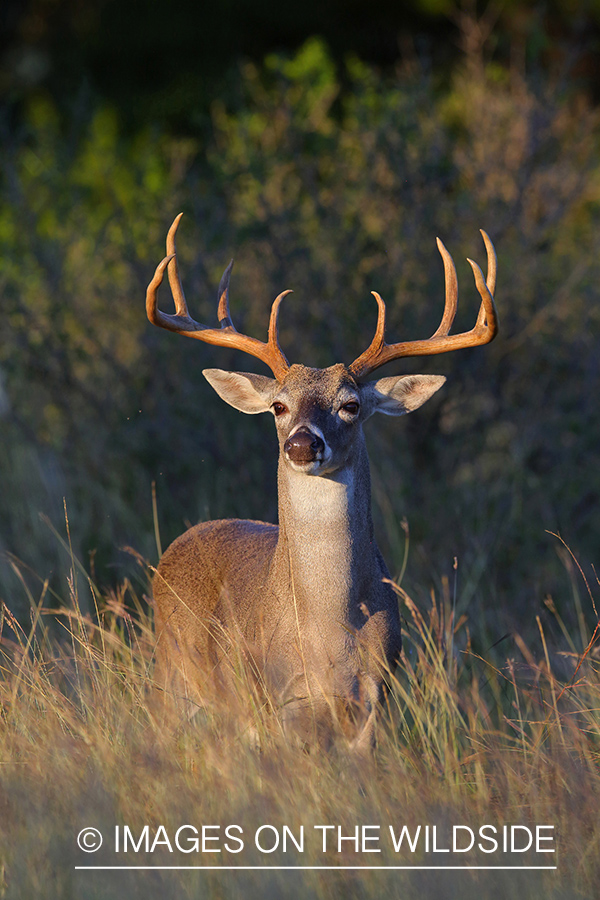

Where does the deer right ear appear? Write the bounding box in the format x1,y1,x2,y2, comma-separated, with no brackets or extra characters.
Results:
203,369,278,414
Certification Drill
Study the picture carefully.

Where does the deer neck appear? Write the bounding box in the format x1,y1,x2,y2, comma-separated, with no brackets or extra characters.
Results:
274,434,377,618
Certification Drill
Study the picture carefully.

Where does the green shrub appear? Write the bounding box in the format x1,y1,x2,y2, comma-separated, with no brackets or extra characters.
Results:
1,40,598,649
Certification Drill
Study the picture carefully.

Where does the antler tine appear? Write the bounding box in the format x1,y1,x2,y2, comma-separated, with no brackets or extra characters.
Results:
349,231,499,380
480,228,497,296
166,212,189,317
217,260,234,328
371,291,387,354
269,289,293,350
346,291,386,378
146,253,176,327
472,229,497,329
432,238,458,337
468,255,497,333
146,215,291,381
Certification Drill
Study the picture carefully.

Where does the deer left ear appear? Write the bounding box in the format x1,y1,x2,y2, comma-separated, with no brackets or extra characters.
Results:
369,374,446,416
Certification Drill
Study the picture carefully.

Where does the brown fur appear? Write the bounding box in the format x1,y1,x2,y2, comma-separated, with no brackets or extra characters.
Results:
152,364,445,750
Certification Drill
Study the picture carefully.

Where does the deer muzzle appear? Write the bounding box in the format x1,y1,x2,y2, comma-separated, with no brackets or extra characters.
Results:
284,428,325,464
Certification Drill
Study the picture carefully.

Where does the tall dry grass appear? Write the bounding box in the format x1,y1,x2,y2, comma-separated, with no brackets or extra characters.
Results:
1,535,598,899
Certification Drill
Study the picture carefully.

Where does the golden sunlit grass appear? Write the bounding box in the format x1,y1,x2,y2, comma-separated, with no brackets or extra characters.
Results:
1,542,599,900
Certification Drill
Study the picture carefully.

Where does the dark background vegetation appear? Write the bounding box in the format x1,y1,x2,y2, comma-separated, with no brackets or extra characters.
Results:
0,0,599,654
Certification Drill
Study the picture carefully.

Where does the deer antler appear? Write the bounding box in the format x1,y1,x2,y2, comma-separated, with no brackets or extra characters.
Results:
349,231,498,379
146,214,291,381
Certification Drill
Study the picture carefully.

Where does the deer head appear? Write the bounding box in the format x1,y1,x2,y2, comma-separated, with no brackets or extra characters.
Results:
146,215,498,477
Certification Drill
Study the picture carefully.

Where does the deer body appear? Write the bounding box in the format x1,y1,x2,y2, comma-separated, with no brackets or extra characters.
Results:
147,217,498,749
153,365,410,748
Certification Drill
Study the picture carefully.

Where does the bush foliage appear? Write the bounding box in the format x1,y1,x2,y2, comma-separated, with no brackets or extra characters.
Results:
1,39,599,650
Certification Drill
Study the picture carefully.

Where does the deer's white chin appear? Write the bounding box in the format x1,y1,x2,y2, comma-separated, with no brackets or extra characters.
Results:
286,459,324,475
286,456,342,477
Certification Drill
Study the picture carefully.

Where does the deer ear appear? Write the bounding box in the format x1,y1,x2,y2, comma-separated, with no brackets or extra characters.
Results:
203,369,277,414
369,374,446,416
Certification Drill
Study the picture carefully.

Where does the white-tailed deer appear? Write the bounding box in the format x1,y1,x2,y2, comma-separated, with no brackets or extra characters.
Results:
147,214,498,751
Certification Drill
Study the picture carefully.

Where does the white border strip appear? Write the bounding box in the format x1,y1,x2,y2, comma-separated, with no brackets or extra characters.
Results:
75,865,557,871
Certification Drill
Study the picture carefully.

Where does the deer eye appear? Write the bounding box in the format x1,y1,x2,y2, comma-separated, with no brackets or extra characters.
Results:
341,401,359,416
272,402,288,417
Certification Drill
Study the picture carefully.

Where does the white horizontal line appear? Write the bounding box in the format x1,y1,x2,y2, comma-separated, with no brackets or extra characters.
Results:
75,865,557,871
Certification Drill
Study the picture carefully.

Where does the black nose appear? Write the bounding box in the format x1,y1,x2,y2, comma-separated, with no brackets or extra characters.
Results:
284,429,325,464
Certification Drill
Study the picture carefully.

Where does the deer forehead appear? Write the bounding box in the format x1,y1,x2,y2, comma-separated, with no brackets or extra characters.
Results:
275,363,359,410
